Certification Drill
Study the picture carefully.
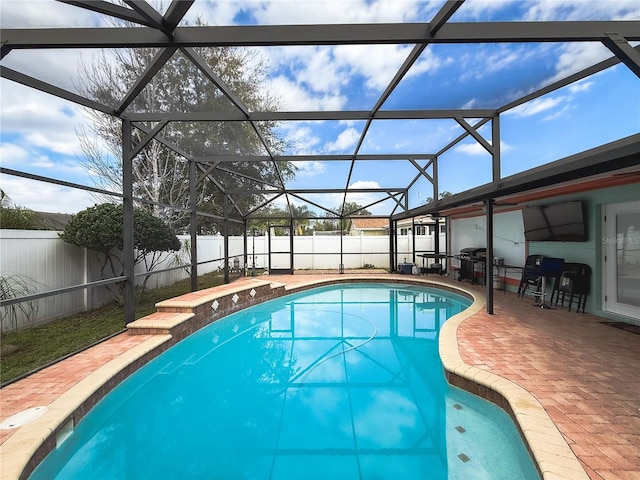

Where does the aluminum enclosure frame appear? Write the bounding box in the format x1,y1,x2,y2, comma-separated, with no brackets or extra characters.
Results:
1,0,639,321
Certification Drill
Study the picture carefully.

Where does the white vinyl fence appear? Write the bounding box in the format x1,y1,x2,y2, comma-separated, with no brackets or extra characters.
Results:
0,230,445,330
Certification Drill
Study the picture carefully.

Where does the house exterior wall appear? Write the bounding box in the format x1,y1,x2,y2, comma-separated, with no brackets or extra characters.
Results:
448,182,640,318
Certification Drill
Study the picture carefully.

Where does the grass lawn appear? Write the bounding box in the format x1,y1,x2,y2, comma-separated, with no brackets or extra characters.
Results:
0,271,228,385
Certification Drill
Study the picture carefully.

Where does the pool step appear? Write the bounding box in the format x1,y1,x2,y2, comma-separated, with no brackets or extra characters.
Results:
127,279,286,341
126,311,195,336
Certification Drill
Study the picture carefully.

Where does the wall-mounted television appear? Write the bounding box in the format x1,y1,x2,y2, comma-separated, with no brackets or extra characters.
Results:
522,200,587,242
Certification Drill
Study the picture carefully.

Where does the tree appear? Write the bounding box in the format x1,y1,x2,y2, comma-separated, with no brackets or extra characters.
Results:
423,191,454,204
0,190,42,230
60,203,180,303
247,203,312,235
77,8,295,232
342,202,372,216
338,201,371,232
314,213,339,233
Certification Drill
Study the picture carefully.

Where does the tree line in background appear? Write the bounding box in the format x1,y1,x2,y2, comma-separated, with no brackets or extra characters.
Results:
0,190,44,230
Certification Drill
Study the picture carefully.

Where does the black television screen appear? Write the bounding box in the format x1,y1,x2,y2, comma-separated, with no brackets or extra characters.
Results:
522,200,587,242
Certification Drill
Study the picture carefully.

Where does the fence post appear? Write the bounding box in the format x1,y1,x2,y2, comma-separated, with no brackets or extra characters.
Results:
83,247,89,311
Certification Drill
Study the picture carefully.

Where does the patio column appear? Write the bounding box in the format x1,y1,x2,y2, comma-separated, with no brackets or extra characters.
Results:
485,198,494,314
389,217,396,273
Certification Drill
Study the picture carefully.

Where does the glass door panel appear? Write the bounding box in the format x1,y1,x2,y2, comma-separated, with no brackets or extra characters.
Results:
604,201,640,318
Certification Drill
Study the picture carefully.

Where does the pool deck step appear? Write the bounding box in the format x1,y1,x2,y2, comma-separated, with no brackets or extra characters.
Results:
128,278,285,339
126,311,195,336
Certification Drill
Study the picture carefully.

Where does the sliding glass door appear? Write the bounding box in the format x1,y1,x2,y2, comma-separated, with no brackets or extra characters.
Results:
603,200,640,319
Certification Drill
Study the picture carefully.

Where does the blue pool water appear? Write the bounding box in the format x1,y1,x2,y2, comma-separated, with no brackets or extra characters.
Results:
31,283,539,479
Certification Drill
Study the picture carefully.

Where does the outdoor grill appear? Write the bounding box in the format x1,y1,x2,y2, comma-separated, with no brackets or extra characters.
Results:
456,247,487,284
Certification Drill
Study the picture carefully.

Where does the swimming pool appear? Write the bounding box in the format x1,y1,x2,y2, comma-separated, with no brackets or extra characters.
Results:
30,283,539,479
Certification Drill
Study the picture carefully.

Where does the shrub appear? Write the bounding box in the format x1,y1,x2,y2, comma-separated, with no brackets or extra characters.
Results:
0,206,42,230
0,274,40,334
60,203,181,303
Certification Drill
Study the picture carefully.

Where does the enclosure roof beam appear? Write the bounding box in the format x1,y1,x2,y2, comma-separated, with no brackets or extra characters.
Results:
0,167,122,199
286,192,341,217
602,33,640,78
3,22,639,51
181,47,250,118
393,134,640,221
454,117,494,155
429,0,465,36
56,1,161,29
123,1,166,30
354,191,407,216
496,47,637,114
226,188,408,194
116,47,178,115
130,120,170,159
215,166,281,189
244,193,285,218
0,66,115,114
194,154,435,162
162,0,195,34
123,109,495,122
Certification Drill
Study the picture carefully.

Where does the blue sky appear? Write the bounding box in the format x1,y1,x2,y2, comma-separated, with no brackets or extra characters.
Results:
1,0,639,215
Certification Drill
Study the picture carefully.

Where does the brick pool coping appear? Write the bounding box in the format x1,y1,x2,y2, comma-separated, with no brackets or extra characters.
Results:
1,274,589,479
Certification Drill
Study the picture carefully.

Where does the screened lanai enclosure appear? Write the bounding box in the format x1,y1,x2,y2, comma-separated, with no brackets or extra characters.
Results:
1,0,639,323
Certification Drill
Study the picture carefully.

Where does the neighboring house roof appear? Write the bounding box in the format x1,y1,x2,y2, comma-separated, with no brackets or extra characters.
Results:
396,215,437,227
349,218,389,230
36,212,73,230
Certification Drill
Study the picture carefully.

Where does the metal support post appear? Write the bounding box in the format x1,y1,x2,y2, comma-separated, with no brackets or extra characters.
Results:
189,160,198,292
122,119,135,324
223,194,230,284
485,200,494,315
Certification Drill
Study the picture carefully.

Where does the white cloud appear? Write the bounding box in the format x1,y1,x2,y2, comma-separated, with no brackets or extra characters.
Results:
344,180,391,213
455,142,487,155
458,44,539,84
349,180,379,190
0,174,95,214
0,0,104,27
543,104,572,121
1,81,86,156
240,0,438,25
454,140,513,155
0,142,30,164
266,74,347,111
506,96,566,118
1,48,95,93
295,161,326,177
327,127,360,152
186,0,243,26
523,0,640,21
295,47,347,94
568,80,595,94
335,44,423,91
547,42,615,84
277,123,322,154
455,0,516,19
